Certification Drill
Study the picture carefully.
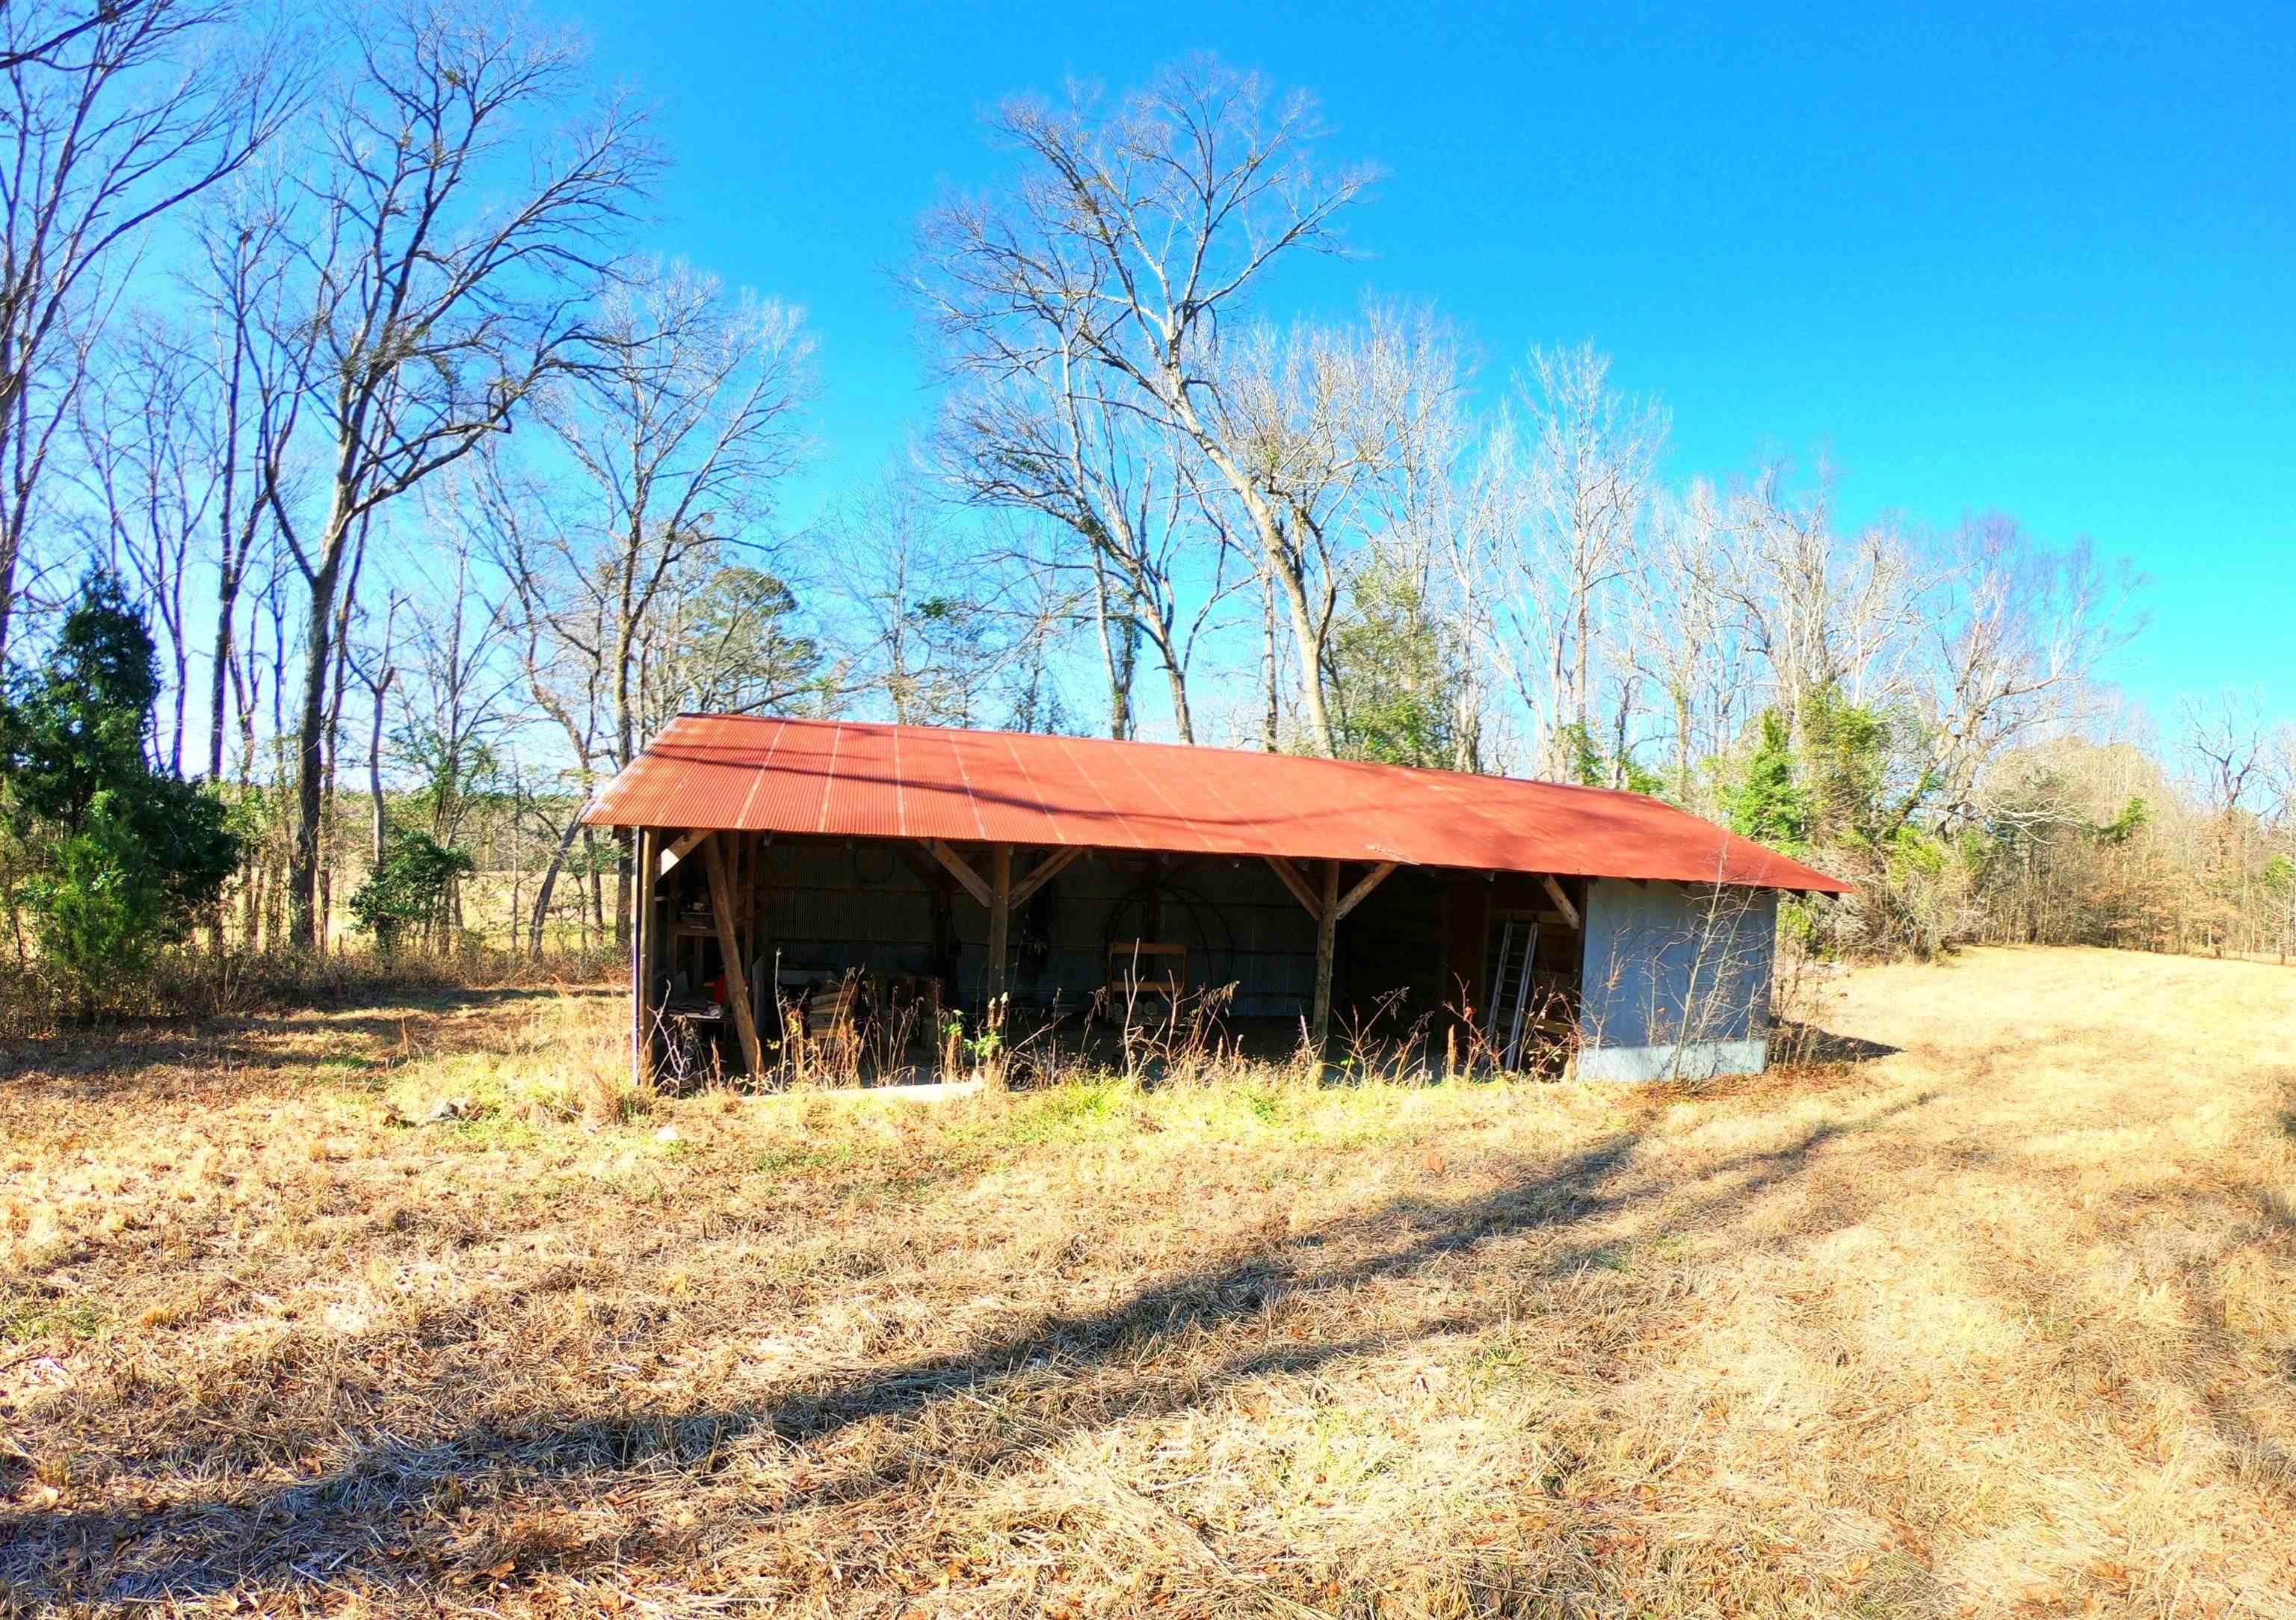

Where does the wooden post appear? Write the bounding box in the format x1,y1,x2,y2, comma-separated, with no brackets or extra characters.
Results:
1312,858,1339,1051
704,834,765,1077
631,826,653,1088
642,829,664,1034
984,844,1013,1008
748,835,771,1040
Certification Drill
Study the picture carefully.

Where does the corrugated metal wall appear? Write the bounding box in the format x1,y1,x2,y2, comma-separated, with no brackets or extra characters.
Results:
1576,880,1777,1080
753,838,1324,1019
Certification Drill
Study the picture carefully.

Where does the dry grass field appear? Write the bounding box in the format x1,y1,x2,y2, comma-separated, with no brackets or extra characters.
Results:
4,946,2294,1618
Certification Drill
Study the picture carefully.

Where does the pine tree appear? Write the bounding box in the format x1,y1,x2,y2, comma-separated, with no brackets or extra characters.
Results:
0,573,239,1013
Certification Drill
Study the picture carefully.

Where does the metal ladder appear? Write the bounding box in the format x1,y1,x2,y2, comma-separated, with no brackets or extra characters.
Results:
1483,920,1540,1069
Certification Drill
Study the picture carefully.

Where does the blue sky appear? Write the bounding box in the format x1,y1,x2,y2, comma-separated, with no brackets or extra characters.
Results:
573,0,2294,724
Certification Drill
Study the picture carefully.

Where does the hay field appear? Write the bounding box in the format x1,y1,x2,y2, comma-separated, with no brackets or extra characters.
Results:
3,947,2293,1616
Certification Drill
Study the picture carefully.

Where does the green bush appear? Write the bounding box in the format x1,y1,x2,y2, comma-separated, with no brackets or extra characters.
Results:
0,573,238,1015
350,827,475,955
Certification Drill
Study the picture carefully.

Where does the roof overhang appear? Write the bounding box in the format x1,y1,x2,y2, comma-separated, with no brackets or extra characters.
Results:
581,714,1854,897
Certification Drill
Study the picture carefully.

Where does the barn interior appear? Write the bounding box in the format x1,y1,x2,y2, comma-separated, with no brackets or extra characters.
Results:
638,832,1589,1081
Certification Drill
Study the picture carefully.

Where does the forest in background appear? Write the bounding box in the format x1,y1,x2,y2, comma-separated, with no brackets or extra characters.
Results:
0,0,2290,1021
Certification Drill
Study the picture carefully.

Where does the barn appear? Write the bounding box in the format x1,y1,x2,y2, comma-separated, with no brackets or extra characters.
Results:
579,715,1851,1085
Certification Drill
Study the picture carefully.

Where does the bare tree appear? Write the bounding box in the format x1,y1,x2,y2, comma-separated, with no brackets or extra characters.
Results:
390,525,516,853
516,259,809,780
0,5,129,72
1446,345,1666,780
75,319,212,770
0,0,296,663
348,591,399,868
474,454,603,956
490,259,806,945
1914,516,2135,829
1712,463,1927,757
914,56,1375,753
1629,480,1742,804
178,181,306,784
2182,688,2269,823
1215,306,1465,752
936,364,1236,743
258,1,651,950
831,470,1032,730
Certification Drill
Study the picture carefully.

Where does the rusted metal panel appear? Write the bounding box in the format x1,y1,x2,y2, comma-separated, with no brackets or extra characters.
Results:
584,714,1852,894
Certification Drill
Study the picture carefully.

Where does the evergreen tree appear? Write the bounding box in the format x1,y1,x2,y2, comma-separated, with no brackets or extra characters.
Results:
1726,711,1814,850
1325,567,1474,769
0,573,239,1012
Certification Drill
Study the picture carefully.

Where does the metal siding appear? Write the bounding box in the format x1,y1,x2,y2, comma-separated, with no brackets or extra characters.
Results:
1578,881,1778,1078
750,840,1321,1021
584,714,1851,894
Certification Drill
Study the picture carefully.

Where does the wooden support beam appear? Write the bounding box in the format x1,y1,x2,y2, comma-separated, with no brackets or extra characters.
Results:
1334,860,1399,922
984,844,1013,1007
1311,859,1339,1051
1265,854,1324,918
703,835,765,1077
1008,844,1084,909
658,827,706,877
631,825,654,1089
1538,874,1581,930
925,838,993,907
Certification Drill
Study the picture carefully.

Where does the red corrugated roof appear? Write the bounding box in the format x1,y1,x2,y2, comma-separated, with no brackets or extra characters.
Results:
581,714,1852,893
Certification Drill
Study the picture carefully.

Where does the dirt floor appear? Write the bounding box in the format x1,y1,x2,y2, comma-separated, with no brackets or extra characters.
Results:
3,946,2293,1617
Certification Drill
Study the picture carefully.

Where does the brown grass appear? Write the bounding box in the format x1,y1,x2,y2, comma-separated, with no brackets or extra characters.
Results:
3,946,2293,1616
0,942,626,1039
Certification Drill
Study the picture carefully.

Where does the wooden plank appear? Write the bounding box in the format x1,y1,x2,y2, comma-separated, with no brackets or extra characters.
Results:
658,827,706,877
984,844,1013,1006
641,826,664,1070
1539,874,1581,930
1009,844,1084,909
631,825,653,1089
1265,854,1324,919
749,835,772,1039
1333,860,1399,921
703,835,765,1077
925,838,993,907
1311,858,1339,1051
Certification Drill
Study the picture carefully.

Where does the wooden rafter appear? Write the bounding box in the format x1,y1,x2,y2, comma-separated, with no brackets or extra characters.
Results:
924,838,993,907
1334,860,1398,921
1539,874,1581,930
1010,844,1084,909
1265,854,1324,918
657,827,707,877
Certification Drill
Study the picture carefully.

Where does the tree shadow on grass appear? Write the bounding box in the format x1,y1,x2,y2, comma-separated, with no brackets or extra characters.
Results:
0,986,605,1092
1771,1019,1901,1066
4,1095,1930,1604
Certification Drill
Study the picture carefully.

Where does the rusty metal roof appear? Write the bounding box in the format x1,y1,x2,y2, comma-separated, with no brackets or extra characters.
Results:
581,714,1852,892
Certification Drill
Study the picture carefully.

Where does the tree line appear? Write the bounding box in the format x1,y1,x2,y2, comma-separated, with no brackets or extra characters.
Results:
0,4,2289,1013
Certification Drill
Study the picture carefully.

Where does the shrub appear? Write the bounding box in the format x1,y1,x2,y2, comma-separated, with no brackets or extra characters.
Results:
0,573,238,1015
350,828,475,956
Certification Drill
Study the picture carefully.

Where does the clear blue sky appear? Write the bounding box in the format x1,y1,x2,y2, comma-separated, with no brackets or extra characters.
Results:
573,0,2295,723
